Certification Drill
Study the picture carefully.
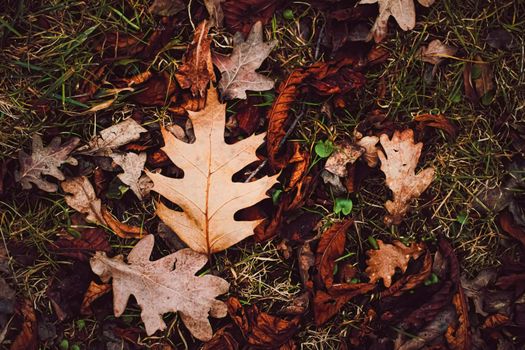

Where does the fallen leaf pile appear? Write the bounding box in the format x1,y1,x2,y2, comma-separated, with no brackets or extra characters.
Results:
2,0,522,348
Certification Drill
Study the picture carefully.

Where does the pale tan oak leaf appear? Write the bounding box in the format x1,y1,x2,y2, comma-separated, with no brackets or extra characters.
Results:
61,176,105,225
90,234,229,340
378,129,434,225
365,240,425,287
147,88,278,255
212,21,277,100
359,0,436,42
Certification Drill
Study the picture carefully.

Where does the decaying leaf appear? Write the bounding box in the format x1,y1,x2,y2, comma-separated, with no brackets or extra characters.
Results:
381,251,432,298
109,152,147,199
414,113,458,139
315,220,353,289
101,207,147,239
175,20,215,97
80,281,112,315
356,135,380,167
463,56,495,104
147,88,278,255
222,0,279,36
16,135,80,192
90,235,230,340
313,283,376,326
418,39,457,66
461,269,497,316
149,0,185,16
212,21,277,100
227,297,300,348
378,129,435,225
201,325,238,350
81,118,147,155
205,0,225,28
49,227,111,262
61,176,105,225
445,287,472,350
10,300,38,350
324,142,364,178
396,308,455,350
359,0,436,42
365,240,425,288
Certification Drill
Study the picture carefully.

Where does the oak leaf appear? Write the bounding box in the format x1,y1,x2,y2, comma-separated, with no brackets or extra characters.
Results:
365,240,425,288
175,20,215,97
90,235,230,340
378,129,435,225
16,135,80,192
80,118,147,155
10,300,38,350
147,88,278,255
212,21,277,100
109,151,147,199
222,0,279,36
418,39,457,66
359,0,436,43
61,176,105,225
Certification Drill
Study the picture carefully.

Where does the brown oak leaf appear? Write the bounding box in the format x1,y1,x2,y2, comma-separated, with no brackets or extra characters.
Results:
61,176,105,225
175,20,215,97
378,129,435,225
90,235,230,340
16,135,79,192
147,88,278,255
212,21,276,100
365,240,425,288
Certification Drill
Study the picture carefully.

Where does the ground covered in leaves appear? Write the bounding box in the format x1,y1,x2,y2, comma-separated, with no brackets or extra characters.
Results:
0,0,524,349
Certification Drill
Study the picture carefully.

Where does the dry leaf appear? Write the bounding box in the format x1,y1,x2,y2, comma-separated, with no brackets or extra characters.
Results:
10,300,38,350
81,118,147,155
378,129,435,225
324,143,364,178
365,240,425,288
222,0,279,36
205,0,225,28
381,251,432,298
147,88,278,255
101,207,147,239
80,281,112,315
315,220,353,289
109,152,147,199
227,297,300,348
418,39,458,65
212,21,277,100
90,235,230,340
313,283,375,326
175,20,215,97
201,325,238,350
463,56,495,104
356,135,380,167
149,0,185,16
16,135,80,192
445,288,472,350
359,0,436,42
49,227,111,262
61,176,105,225
414,113,458,139
396,308,455,350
